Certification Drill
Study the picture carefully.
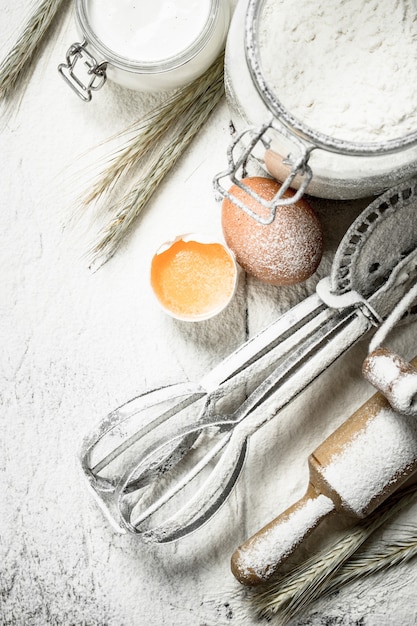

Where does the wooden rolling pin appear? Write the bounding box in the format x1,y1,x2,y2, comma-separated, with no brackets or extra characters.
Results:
231,354,417,586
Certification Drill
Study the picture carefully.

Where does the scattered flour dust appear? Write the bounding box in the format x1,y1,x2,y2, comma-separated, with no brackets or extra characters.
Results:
258,0,417,142
321,406,417,516
236,494,334,579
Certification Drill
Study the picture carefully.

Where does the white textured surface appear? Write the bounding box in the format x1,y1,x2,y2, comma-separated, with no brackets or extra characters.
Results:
1,2,417,626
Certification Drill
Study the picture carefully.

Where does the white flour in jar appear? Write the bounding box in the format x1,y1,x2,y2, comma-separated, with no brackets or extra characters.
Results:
258,0,417,142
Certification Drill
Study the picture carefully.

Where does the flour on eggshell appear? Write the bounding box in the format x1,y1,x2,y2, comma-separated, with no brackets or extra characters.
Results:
221,177,323,286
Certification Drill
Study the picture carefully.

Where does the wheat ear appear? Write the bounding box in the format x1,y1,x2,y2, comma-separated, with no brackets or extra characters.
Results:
88,55,225,268
0,0,66,103
82,52,225,209
321,526,417,597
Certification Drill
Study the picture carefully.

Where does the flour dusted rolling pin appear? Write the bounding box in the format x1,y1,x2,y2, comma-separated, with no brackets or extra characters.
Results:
231,355,417,586
362,348,417,417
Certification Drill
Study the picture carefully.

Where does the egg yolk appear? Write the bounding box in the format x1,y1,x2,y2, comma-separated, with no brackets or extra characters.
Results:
151,239,236,320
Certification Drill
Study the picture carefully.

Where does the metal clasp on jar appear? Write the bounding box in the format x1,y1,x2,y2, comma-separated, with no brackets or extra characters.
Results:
58,41,107,102
213,116,314,224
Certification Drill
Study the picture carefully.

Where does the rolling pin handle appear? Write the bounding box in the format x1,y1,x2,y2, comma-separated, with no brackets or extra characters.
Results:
231,485,335,586
363,349,417,417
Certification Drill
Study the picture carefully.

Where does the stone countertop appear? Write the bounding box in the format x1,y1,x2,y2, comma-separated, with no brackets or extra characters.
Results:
1,2,417,625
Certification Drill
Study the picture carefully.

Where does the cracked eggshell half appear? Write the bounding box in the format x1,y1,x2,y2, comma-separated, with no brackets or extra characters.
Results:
150,233,239,322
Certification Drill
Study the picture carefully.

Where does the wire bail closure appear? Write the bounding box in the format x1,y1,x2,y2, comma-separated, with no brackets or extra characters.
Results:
58,41,107,102
213,117,313,225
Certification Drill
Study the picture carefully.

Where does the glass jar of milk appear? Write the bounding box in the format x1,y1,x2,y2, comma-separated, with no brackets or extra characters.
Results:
59,0,230,100
214,0,417,222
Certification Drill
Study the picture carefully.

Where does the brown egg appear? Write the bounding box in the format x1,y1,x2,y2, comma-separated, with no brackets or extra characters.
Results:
221,177,323,286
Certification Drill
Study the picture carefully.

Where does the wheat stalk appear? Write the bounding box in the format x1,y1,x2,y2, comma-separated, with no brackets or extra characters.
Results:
0,2,225,264
322,527,417,597
82,52,225,209
252,483,417,624
0,0,66,103
87,54,225,268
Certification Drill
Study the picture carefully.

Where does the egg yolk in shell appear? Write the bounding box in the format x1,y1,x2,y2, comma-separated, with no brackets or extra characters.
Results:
151,239,237,320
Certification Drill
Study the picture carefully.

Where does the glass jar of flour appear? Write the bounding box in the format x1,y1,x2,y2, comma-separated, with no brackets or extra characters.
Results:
214,0,417,222
59,0,230,100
